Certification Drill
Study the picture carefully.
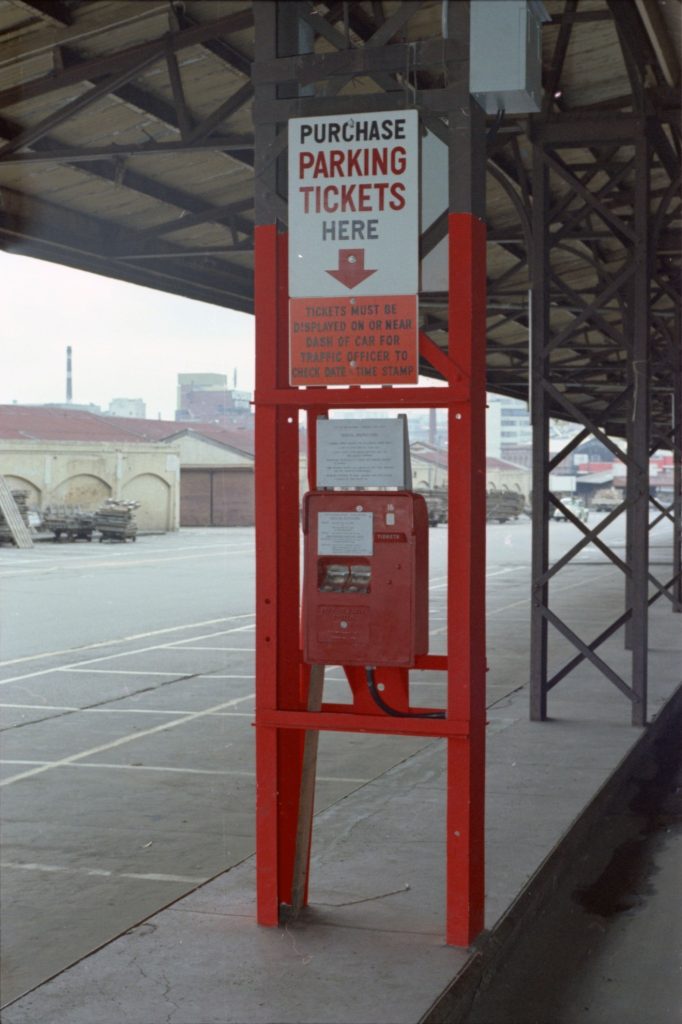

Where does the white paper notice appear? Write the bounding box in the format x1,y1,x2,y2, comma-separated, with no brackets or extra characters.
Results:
317,512,373,555
317,418,408,488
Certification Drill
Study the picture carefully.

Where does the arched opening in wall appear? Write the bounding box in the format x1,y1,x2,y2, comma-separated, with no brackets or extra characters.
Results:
3,474,41,511
122,473,170,531
52,474,111,508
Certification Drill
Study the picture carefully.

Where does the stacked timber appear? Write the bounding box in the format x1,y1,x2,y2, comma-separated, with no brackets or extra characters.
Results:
42,505,95,542
94,500,139,542
486,486,526,523
0,481,34,548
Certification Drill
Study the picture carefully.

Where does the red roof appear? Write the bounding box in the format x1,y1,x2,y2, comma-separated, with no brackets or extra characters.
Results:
0,405,143,443
0,406,254,456
116,417,254,456
411,443,448,468
486,456,529,471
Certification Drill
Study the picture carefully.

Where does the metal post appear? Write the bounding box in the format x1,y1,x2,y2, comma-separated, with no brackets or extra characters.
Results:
625,282,635,651
529,148,549,721
629,131,650,726
673,305,682,612
254,0,306,924
443,0,487,946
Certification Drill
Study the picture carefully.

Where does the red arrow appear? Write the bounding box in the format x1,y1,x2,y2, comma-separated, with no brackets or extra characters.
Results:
325,249,377,290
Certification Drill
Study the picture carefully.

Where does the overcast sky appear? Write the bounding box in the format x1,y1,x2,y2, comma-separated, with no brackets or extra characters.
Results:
1,252,255,420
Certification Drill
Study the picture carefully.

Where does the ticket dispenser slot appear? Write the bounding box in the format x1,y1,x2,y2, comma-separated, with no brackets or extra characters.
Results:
319,560,371,593
302,491,428,667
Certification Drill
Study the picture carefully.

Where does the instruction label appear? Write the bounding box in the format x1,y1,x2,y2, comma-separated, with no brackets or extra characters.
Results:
289,294,418,386
317,512,374,556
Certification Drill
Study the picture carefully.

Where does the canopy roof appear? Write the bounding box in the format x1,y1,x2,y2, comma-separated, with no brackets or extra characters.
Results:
0,1,679,437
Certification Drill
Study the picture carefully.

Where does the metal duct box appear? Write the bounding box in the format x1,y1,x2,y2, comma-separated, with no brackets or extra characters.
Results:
470,0,550,114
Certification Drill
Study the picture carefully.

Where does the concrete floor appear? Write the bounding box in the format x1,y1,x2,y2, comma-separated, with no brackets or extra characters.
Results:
462,721,682,1024
0,520,680,1021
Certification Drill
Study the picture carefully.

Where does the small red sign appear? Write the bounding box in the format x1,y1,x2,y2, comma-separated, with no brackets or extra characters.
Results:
289,294,418,386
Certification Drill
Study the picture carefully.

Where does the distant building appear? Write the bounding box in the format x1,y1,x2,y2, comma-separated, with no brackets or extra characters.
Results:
0,405,256,530
409,441,530,502
0,405,179,531
108,398,146,418
175,373,251,425
44,402,102,414
486,395,532,459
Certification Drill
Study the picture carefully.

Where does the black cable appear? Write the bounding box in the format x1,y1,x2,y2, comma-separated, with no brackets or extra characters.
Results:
365,666,445,720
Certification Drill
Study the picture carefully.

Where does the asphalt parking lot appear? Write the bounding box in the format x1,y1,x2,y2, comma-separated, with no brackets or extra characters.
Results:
0,517,672,1005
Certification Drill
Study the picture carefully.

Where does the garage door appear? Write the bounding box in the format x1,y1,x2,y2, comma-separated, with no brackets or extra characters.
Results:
180,469,254,527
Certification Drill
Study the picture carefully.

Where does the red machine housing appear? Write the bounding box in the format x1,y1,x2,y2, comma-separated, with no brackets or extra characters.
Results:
302,490,429,667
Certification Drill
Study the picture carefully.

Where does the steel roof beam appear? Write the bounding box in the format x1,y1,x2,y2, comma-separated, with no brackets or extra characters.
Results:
637,0,680,87
185,81,253,146
0,112,254,241
173,8,252,79
541,0,577,118
53,47,256,171
0,51,163,158
0,8,254,109
9,0,72,28
0,230,253,313
0,182,252,292
0,137,254,164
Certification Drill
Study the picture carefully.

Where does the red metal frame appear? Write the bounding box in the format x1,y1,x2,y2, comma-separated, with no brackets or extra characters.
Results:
254,213,487,945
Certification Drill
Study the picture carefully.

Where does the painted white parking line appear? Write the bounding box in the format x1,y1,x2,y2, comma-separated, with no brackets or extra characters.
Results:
0,614,255,668
59,669,176,677
0,693,255,787
1,704,254,717
0,542,248,568
0,862,207,885
428,572,608,634
164,646,255,652
191,648,255,653
0,761,368,784
1,760,251,776
167,625,255,645
59,670,255,680
430,566,526,591
0,547,254,579
0,624,258,687
197,675,254,680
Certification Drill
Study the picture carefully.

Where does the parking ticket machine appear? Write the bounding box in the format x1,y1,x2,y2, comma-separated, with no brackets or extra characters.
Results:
302,490,429,668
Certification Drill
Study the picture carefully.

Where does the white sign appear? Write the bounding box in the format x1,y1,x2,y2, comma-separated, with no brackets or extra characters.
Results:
317,512,374,556
288,110,419,298
316,417,410,489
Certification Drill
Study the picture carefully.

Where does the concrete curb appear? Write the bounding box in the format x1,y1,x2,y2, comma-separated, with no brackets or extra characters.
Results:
419,683,682,1024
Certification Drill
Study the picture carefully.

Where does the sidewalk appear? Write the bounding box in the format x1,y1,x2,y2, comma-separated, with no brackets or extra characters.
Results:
3,599,680,1024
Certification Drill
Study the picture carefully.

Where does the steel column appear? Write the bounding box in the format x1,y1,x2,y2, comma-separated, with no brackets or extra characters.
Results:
527,116,655,724
254,1,305,925
629,133,650,726
674,304,682,613
529,151,549,721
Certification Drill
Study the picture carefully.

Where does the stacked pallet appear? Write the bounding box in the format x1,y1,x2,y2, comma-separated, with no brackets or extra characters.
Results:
0,480,34,548
94,500,139,542
486,486,526,523
42,505,95,542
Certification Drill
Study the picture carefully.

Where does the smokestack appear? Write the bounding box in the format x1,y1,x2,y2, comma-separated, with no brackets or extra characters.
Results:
233,368,237,389
66,346,73,403
429,408,437,445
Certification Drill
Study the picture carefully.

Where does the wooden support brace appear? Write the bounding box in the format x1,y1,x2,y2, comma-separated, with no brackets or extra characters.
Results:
290,663,325,916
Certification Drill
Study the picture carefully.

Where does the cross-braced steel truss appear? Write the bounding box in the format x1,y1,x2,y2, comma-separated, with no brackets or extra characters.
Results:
529,60,681,725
